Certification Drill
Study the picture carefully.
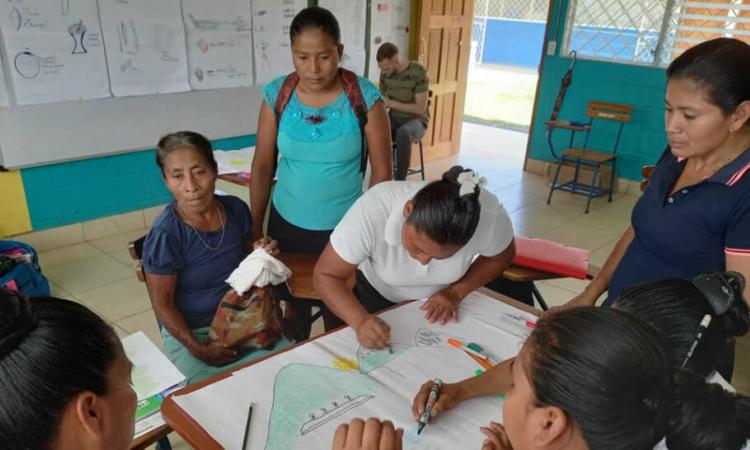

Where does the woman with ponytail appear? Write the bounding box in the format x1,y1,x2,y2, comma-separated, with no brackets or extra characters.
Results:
412,307,750,450
411,272,749,443
313,166,516,348
0,289,137,450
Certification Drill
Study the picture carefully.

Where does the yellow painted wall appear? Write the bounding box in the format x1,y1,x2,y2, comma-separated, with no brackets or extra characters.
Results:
0,171,32,237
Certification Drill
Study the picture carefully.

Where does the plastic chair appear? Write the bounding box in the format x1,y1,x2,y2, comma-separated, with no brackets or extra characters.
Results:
545,101,633,213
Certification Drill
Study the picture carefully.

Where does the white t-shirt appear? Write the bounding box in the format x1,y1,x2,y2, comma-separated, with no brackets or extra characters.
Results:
654,372,747,450
330,181,514,302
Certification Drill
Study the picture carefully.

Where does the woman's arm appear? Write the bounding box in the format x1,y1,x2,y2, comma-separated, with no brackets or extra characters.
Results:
314,243,391,348
145,273,240,366
423,241,516,324
726,253,750,310
364,101,392,187
411,358,513,420
250,102,279,241
562,226,635,308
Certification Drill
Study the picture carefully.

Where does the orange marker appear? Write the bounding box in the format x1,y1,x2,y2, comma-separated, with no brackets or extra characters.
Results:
447,338,493,370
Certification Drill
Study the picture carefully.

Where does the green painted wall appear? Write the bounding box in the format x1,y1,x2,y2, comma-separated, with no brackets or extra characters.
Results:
528,0,668,180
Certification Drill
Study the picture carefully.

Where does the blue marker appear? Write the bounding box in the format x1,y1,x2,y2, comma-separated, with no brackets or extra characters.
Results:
417,379,443,435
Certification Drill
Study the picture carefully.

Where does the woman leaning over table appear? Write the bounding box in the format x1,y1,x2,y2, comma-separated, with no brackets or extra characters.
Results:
142,131,291,384
558,38,750,379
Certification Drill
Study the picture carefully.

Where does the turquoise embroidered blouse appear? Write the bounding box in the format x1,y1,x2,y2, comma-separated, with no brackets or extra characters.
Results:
263,74,382,230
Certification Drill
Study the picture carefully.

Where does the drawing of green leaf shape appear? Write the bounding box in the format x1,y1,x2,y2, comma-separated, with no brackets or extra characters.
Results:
356,344,409,374
265,364,376,450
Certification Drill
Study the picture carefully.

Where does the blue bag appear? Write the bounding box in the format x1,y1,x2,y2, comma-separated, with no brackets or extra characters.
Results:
0,240,50,297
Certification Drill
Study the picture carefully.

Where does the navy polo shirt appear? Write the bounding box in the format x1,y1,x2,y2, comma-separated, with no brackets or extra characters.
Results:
607,145,750,304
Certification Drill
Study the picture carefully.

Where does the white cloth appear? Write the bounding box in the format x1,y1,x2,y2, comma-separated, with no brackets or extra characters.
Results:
330,181,514,302
225,248,291,294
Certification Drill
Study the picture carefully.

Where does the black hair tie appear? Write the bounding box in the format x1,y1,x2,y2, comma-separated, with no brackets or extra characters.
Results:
692,272,745,315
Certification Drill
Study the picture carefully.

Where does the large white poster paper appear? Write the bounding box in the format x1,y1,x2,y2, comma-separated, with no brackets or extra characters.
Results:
0,0,110,105
319,0,367,75
182,0,254,90
368,0,411,82
174,292,533,449
98,0,190,97
251,0,306,85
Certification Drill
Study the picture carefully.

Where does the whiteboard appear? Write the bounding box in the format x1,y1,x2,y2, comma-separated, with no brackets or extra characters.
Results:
0,86,262,169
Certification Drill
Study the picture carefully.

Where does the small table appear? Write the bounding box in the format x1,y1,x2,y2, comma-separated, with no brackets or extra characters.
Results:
161,288,538,450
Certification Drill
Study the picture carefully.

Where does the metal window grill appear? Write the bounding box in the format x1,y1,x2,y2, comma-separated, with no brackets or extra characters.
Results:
472,0,550,62
564,0,750,66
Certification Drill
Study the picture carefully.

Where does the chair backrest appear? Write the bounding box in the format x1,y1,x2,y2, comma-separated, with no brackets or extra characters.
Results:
128,236,147,283
586,101,632,122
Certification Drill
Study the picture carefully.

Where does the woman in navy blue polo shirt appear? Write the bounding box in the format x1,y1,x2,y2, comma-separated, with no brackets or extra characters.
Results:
561,38,750,374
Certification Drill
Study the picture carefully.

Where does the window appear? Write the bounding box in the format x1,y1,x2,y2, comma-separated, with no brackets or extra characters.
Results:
564,0,750,66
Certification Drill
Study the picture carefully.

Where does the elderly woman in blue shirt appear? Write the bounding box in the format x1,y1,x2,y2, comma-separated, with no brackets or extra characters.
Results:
143,131,291,384
560,38,750,378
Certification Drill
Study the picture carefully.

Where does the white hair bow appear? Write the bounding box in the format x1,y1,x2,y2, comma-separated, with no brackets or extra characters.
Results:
456,170,487,196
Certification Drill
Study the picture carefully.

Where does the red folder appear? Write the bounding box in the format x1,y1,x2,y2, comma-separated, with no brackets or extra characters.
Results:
511,236,590,279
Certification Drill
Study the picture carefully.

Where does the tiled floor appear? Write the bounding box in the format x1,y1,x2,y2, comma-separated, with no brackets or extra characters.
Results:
34,122,750,448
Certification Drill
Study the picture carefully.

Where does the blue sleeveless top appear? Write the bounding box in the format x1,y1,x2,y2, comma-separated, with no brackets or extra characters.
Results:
262,74,382,230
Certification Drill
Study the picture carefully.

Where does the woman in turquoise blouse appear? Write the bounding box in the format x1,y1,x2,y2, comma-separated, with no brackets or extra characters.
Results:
250,6,391,253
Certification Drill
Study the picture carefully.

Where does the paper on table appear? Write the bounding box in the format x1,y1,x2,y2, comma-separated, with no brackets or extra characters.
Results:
251,0,307,85
174,293,525,450
182,0,254,90
134,412,166,439
98,0,190,97
122,331,185,401
214,147,255,174
0,0,110,105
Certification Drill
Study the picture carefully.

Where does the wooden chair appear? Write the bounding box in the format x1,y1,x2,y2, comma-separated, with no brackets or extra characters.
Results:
127,236,173,450
276,253,356,340
546,101,633,213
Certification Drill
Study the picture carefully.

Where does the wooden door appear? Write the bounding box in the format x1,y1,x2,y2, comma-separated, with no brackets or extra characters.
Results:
416,0,475,162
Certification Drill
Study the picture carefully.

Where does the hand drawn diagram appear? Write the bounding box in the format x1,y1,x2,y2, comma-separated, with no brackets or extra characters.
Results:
185,13,249,32
14,51,40,79
264,328,462,449
9,6,22,31
264,364,376,450
67,20,87,54
117,20,139,55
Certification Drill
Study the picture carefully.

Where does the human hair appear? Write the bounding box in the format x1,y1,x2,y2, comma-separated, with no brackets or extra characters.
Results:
156,130,217,175
405,166,482,247
289,6,341,46
667,38,750,122
376,42,399,62
615,274,750,378
0,289,121,449
524,307,750,450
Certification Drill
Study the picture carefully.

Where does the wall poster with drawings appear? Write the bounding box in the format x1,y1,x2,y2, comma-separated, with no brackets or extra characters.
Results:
367,0,411,83
97,0,190,97
251,0,307,85
0,0,110,105
318,0,367,76
181,0,254,90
